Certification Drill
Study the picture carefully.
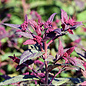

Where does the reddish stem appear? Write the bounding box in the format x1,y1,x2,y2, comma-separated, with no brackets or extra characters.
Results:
49,69,62,85
47,33,65,47
27,66,44,83
44,41,48,85
40,44,44,52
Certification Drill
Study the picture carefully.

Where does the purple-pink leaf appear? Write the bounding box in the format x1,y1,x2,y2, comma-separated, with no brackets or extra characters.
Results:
16,60,34,70
73,57,85,70
68,22,83,30
83,62,86,70
2,23,21,29
66,47,75,55
16,32,33,39
0,25,8,40
9,55,33,70
66,22,83,31
23,72,29,75
28,20,41,36
67,29,73,34
19,49,44,65
58,40,64,56
9,55,20,64
75,47,86,61
68,17,75,26
30,11,42,23
48,13,57,22
61,9,68,23
0,32,8,40
74,38,81,43
23,39,36,45
45,55,54,62
33,35,42,44
67,56,76,65
73,21,83,28
54,28,61,34
43,31,56,41
80,81,86,85
34,60,43,65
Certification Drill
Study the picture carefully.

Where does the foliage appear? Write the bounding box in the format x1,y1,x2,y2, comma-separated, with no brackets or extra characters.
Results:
0,0,86,86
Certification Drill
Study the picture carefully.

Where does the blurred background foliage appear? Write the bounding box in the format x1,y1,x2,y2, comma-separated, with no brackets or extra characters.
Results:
0,0,86,85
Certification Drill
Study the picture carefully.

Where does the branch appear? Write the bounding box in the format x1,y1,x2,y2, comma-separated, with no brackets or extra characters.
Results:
44,41,48,85
49,68,62,85
47,33,66,47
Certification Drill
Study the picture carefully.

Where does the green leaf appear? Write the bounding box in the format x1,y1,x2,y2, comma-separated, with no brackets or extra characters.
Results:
45,55,54,62
0,75,39,85
19,49,44,65
76,63,85,71
73,56,85,71
1,52,21,61
67,32,79,41
75,47,86,62
16,32,33,39
51,78,69,85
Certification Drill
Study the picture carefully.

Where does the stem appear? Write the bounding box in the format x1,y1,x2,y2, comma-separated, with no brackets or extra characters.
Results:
44,41,48,85
47,33,66,47
40,44,44,52
49,69,62,85
27,66,44,83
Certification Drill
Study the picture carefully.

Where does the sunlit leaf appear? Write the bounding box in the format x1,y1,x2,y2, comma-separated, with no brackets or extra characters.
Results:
54,28,61,35
61,9,68,23
19,49,44,65
75,47,86,62
16,32,33,39
51,78,69,85
0,75,39,85
48,13,57,22
58,40,64,56
73,57,85,70
45,55,54,62
67,32,79,41
66,47,75,55
2,23,21,29
28,19,41,36
23,39,36,45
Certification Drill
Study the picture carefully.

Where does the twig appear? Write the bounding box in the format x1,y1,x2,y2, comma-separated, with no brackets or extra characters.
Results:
47,33,66,47
49,68,62,85
27,66,44,83
44,41,48,85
